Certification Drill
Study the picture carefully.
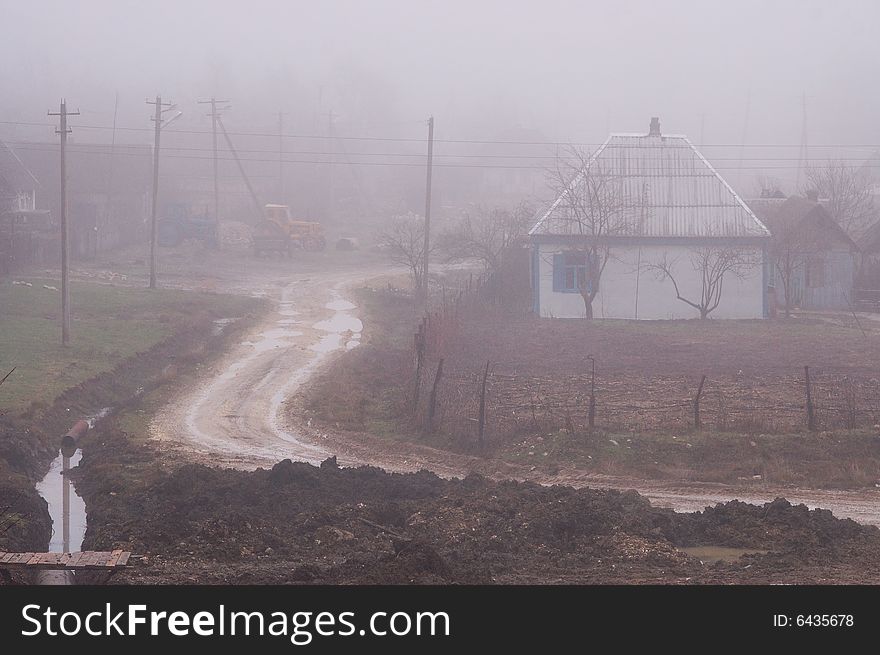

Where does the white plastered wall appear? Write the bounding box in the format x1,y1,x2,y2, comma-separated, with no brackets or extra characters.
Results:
536,242,766,319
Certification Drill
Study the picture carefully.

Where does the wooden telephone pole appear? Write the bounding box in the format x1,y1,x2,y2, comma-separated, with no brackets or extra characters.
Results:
48,100,79,346
278,110,286,203
422,116,434,307
146,96,180,288
198,98,229,240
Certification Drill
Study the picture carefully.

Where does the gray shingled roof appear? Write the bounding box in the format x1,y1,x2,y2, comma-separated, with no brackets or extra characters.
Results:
530,131,770,239
0,139,39,196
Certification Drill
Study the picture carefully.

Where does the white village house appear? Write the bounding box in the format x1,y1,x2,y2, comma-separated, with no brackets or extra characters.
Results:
529,118,772,319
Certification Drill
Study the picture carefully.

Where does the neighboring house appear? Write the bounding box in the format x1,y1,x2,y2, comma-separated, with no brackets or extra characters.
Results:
528,118,771,319
0,139,39,213
0,139,53,273
15,141,151,258
857,219,880,288
749,196,858,311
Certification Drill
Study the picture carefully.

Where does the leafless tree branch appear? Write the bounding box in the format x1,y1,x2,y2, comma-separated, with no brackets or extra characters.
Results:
646,245,759,319
803,161,876,239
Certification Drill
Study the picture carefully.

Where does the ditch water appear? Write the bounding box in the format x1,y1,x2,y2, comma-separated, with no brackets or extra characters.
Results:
680,546,768,563
34,408,111,583
35,450,85,553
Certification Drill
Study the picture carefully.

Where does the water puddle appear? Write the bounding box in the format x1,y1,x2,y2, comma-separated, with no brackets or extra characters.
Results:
241,327,303,354
278,301,299,317
211,317,238,336
36,407,111,555
313,313,362,334
36,452,86,553
310,290,363,353
325,298,356,312
680,546,768,563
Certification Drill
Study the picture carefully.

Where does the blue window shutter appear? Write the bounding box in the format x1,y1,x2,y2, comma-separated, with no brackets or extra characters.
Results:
585,251,593,294
552,254,564,292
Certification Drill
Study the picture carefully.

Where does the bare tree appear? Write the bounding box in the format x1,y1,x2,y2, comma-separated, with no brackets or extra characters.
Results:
771,221,824,317
378,212,435,292
804,161,875,239
646,246,760,319
544,147,632,318
439,201,534,275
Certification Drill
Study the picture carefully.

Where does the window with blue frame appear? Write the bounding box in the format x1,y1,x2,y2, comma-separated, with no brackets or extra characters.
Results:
552,251,592,293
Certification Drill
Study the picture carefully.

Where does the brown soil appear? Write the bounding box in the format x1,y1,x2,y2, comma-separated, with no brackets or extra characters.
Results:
74,426,880,584
441,310,880,434
302,288,880,490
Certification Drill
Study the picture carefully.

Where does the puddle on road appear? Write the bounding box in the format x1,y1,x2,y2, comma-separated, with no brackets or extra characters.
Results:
211,317,238,336
325,298,356,312
313,313,362,334
240,327,304,354
680,546,768,563
278,301,299,317
310,292,363,353
311,333,343,354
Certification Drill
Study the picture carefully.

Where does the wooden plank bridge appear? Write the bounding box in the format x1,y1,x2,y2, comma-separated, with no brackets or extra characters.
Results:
0,550,131,571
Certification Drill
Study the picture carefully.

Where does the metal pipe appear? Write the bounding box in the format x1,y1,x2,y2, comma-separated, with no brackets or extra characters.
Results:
60,419,89,458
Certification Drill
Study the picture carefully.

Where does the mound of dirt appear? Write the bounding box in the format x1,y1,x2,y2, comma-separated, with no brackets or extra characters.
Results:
75,423,880,584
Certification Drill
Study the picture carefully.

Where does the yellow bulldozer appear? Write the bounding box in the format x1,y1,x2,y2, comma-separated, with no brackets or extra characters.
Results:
252,204,327,257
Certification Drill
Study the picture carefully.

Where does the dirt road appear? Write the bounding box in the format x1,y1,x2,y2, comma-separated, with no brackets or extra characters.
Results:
145,258,880,526
151,270,370,468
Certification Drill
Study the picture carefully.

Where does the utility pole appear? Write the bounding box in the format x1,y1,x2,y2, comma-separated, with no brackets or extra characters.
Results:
327,109,335,221
48,99,79,346
216,114,265,220
198,97,229,243
103,91,119,259
737,90,751,190
796,92,809,189
421,116,434,307
278,110,285,202
146,95,181,289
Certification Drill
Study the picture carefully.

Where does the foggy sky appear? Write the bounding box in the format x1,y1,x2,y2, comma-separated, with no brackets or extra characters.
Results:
2,0,878,184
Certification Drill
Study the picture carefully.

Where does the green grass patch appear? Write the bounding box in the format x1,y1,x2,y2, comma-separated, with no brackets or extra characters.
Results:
0,278,253,413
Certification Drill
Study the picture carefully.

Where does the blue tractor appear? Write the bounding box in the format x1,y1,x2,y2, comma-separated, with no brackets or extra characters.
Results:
157,204,218,248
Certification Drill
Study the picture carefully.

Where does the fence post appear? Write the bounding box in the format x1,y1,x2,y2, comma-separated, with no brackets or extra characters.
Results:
804,365,816,431
478,360,491,450
586,355,596,430
424,358,444,433
693,375,707,429
412,328,425,412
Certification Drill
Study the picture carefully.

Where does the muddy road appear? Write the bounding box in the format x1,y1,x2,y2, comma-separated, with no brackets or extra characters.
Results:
134,250,880,527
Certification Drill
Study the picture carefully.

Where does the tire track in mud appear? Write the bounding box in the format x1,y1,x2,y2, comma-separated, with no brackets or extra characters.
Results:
151,273,364,468
150,269,880,527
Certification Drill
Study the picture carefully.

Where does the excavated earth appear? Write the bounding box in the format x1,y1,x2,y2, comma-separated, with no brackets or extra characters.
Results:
75,428,880,584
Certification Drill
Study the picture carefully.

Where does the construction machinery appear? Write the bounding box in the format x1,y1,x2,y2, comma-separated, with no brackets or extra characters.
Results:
252,204,326,256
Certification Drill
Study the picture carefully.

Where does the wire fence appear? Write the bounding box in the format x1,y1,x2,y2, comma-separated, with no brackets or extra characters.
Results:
408,275,880,445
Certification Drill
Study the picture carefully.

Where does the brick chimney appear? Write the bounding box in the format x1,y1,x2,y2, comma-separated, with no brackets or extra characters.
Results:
648,117,661,136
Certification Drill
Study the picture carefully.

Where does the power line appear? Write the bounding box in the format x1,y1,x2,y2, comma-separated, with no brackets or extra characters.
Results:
7,139,880,162
4,143,880,172
3,119,880,149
